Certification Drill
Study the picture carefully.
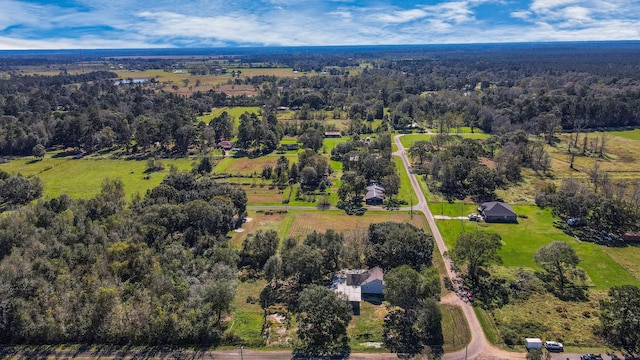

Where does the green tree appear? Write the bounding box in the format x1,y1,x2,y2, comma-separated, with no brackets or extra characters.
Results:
32,144,46,159
383,307,423,355
298,128,324,152
196,155,213,174
450,231,502,291
367,222,434,271
384,265,440,311
295,285,353,353
596,285,640,356
415,298,444,347
240,229,279,271
282,244,324,284
303,230,344,275
534,241,586,299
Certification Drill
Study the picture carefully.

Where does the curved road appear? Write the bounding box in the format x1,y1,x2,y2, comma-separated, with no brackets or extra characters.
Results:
393,134,524,360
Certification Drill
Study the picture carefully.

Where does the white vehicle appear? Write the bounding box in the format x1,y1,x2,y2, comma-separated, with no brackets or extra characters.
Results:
544,340,564,352
525,338,543,350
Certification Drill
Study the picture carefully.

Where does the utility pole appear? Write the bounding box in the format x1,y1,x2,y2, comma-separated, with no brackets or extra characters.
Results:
240,345,244,360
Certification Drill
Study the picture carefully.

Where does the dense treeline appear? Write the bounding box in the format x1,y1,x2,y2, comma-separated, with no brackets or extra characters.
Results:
3,44,640,157
0,173,246,345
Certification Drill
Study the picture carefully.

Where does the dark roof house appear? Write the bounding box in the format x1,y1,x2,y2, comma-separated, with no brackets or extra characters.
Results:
365,183,385,205
480,201,517,223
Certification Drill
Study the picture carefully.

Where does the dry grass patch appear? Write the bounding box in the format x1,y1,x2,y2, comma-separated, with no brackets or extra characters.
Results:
216,156,282,175
492,291,606,347
551,132,640,179
244,185,288,204
287,210,429,240
441,304,471,352
230,210,287,248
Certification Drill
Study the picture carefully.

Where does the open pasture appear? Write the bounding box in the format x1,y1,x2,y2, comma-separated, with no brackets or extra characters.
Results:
198,106,261,125
214,155,297,176
399,132,490,148
230,210,289,248
549,131,640,180
286,210,430,240
435,206,640,289
492,291,606,347
0,155,194,200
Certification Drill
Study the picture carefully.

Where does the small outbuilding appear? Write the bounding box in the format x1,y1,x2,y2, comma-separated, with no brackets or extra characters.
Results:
480,201,517,223
217,141,234,150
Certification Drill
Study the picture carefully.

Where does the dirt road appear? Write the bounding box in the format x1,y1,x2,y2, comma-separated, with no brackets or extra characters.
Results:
393,134,525,360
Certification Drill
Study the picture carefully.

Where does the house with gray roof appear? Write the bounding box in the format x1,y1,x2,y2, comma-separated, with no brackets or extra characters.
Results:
480,201,517,223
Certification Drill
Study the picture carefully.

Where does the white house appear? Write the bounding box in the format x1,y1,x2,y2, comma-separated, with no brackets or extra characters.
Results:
330,267,384,314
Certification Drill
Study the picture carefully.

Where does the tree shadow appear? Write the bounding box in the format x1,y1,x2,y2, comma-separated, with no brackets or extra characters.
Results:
292,346,351,360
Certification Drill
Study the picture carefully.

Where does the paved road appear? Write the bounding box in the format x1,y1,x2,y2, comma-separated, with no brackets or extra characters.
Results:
393,135,524,360
0,347,400,359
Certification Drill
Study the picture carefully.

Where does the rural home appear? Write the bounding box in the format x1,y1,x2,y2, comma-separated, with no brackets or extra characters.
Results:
324,131,341,138
365,183,385,205
480,201,517,223
217,141,234,150
330,267,384,315
280,143,299,151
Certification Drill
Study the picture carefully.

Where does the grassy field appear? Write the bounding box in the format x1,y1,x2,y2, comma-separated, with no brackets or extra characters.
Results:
474,306,502,346
441,304,471,352
549,132,640,179
399,133,490,148
214,155,297,176
0,154,194,200
607,128,640,141
348,302,386,351
198,106,262,125
323,136,349,153
226,280,268,346
492,291,606,347
434,205,640,289
286,210,430,240
394,156,418,205
230,210,288,248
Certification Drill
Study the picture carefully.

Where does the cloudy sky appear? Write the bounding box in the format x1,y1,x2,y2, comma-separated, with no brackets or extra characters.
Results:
0,0,639,49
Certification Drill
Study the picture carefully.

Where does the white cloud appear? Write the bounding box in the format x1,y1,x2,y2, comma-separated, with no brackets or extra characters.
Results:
511,10,532,20
0,35,163,50
374,9,429,24
530,0,579,12
0,0,640,49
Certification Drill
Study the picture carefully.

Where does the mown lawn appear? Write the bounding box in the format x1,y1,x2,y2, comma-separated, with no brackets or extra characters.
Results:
435,205,640,290
0,155,194,200
605,128,640,141
394,156,418,205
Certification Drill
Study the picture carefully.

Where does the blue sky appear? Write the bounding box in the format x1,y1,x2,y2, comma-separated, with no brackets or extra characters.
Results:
0,0,639,49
